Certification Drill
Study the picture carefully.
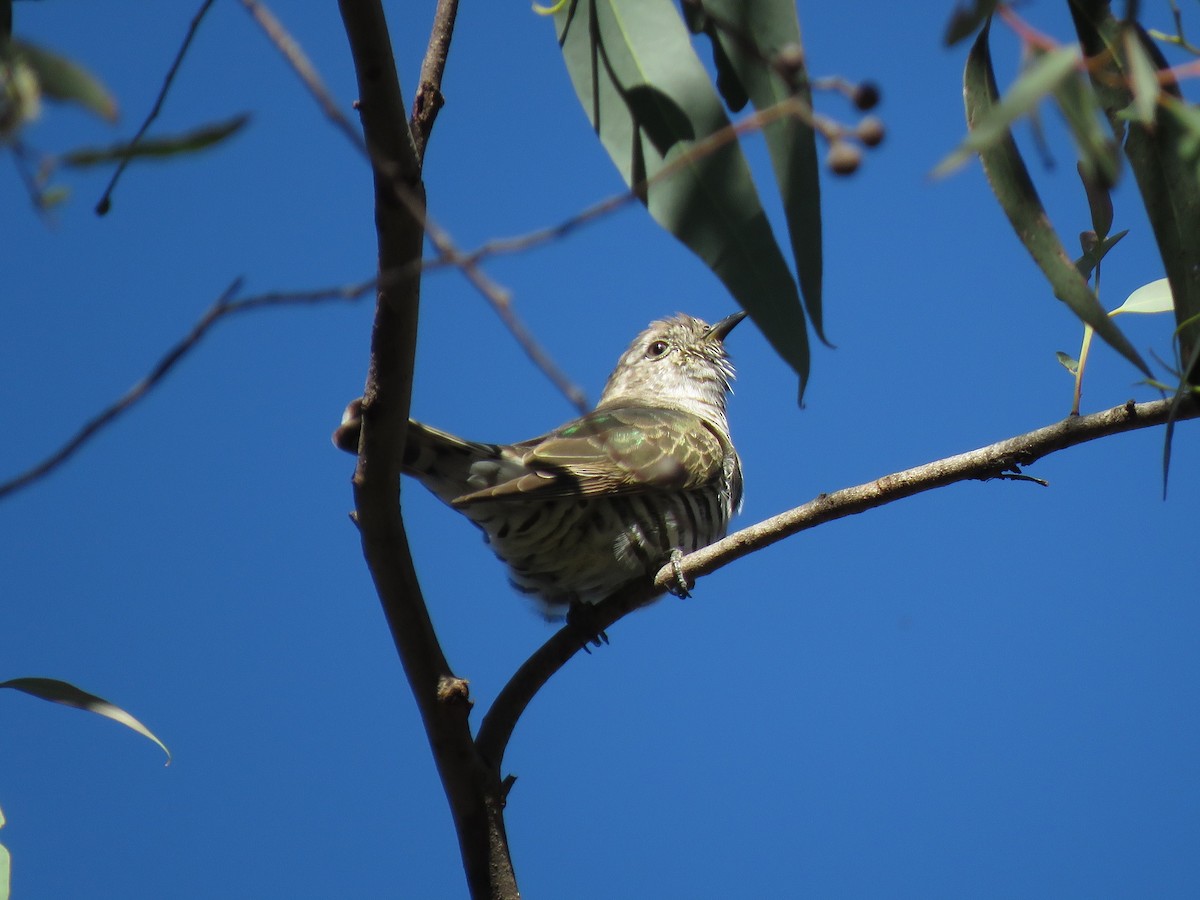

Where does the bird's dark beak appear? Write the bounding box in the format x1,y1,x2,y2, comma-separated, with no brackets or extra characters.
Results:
707,310,748,343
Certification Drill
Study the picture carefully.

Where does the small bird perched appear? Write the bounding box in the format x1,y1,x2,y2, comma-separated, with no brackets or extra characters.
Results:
334,311,745,618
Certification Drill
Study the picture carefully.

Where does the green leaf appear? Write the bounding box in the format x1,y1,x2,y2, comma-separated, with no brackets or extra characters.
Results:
1112,277,1174,315
9,39,116,122
960,21,1149,374
1069,2,1200,382
1051,53,1119,189
935,44,1080,178
944,0,1000,46
1122,30,1160,126
682,5,748,112
1077,160,1113,239
61,114,250,167
685,0,826,344
1074,228,1126,282
0,677,170,763
1055,350,1080,374
554,0,811,399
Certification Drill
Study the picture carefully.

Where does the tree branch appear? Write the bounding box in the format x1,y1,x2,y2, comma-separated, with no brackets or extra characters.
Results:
338,2,518,898
0,278,375,502
476,396,1200,768
411,0,459,163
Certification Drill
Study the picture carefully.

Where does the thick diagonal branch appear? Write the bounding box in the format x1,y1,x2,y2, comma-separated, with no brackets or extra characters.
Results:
476,396,1200,767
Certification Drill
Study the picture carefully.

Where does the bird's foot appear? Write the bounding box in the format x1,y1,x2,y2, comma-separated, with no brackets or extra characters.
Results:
667,548,692,599
566,602,610,653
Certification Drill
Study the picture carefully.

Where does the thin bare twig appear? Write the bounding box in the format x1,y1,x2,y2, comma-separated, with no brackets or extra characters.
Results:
411,0,460,162
0,278,376,502
239,0,368,156
245,0,584,414
96,0,218,215
475,396,1200,768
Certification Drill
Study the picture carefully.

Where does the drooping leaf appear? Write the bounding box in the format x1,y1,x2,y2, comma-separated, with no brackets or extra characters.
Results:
686,0,826,344
0,677,170,763
1051,53,1120,189
682,4,748,112
1077,160,1113,239
935,44,1080,178
960,21,1149,374
1112,277,1174,315
61,114,249,167
1069,1,1200,382
554,0,811,398
8,39,116,122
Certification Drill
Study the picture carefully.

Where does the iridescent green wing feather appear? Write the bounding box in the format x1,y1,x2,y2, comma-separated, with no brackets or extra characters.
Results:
452,407,726,504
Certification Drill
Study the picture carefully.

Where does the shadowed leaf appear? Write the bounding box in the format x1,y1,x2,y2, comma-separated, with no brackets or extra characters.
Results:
554,0,811,400
1052,55,1119,189
61,114,249,167
686,0,826,344
1074,228,1126,282
1069,1,1200,382
944,0,1000,46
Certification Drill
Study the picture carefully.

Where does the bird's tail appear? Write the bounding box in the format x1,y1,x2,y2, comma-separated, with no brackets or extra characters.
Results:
332,398,500,505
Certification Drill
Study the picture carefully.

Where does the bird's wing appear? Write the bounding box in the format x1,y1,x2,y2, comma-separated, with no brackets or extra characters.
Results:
451,407,727,505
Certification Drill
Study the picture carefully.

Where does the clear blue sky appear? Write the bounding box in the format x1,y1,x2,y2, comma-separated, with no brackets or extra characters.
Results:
3,2,1198,897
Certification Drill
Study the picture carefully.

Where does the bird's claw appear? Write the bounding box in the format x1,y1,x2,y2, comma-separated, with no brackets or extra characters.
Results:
566,602,609,652
668,548,692,599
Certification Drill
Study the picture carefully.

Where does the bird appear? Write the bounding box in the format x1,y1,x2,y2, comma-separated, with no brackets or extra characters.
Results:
333,311,745,619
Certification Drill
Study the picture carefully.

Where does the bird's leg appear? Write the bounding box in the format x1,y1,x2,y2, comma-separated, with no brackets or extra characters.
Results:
667,548,692,599
566,601,609,652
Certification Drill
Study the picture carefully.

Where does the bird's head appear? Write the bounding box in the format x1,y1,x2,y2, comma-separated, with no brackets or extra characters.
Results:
596,311,746,423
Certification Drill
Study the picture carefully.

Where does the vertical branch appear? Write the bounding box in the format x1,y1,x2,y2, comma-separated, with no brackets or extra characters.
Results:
337,2,517,897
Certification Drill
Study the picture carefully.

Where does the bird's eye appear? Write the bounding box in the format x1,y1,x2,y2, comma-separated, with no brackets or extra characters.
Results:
645,340,669,359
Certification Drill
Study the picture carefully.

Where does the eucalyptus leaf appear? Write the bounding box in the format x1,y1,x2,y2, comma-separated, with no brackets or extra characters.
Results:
960,21,1148,374
1,677,170,763
61,115,249,167
1112,278,1174,315
9,39,116,122
554,0,811,398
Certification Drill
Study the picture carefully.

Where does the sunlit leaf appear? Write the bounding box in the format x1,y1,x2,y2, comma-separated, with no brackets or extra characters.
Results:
0,677,170,763
8,39,116,122
61,114,249,167
1112,278,1174,315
